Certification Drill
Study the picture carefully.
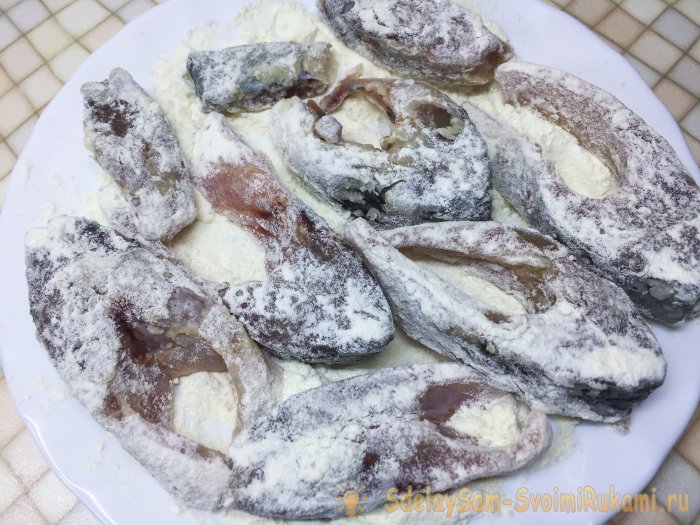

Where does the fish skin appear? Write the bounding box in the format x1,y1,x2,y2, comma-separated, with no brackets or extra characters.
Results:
25,217,281,509
317,0,512,85
187,42,333,114
228,363,551,519
191,113,395,364
482,62,700,325
271,78,491,229
345,218,667,422
81,68,196,242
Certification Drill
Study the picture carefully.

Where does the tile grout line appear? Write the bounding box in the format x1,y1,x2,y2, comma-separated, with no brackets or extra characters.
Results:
1,23,49,141
0,424,25,455
653,446,700,522
0,420,79,523
627,26,684,76
3,28,69,148
0,5,146,145
0,455,23,511
587,6,700,147
673,444,700,478
655,47,695,88
679,103,699,136
0,11,23,53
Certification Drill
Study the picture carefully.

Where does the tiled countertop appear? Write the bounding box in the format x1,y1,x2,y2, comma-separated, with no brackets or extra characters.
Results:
0,0,699,523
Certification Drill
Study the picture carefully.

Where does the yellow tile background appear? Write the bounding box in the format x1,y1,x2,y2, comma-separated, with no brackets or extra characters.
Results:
0,0,698,523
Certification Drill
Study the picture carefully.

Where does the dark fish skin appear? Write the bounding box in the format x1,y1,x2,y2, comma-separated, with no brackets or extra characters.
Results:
228,363,551,519
271,78,492,229
187,42,333,114
25,217,281,510
476,62,700,325
318,0,512,85
191,113,395,364
346,218,667,423
81,68,196,242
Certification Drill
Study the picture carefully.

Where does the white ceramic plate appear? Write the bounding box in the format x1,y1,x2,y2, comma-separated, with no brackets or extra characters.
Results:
1,0,699,523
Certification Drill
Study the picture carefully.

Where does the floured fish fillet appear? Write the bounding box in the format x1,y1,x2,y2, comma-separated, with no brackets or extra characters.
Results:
25,217,280,509
191,113,394,363
187,42,332,114
271,78,491,228
477,62,700,324
318,0,511,85
228,363,551,519
346,219,666,422
81,68,197,241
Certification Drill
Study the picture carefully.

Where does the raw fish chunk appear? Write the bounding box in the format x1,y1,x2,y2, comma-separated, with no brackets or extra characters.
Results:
81,68,196,241
191,114,395,363
187,42,332,113
318,0,511,85
346,218,666,422
25,217,280,509
228,363,551,519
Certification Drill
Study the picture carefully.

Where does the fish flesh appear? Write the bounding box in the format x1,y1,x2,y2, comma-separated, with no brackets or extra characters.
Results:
470,62,700,324
271,78,491,228
346,218,666,422
187,42,333,114
228,363,551,519
25,217,280,509
191,113,395,363
81,68,197,241
318,0,512,85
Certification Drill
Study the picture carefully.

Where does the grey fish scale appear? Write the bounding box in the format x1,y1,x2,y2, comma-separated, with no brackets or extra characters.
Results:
345,218,666,422
228,363,551,519
25,217,281,510
317,0,511,85
271,79,492,228
187,42,333,113
482,62,700,325
81,68,197,241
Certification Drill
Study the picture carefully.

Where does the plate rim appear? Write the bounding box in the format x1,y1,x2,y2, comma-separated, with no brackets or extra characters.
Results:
0,0,699,523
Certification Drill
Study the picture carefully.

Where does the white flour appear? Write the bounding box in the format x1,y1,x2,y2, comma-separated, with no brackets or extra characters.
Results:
466,84,617,199
79,1,584,521
447,394,527,447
